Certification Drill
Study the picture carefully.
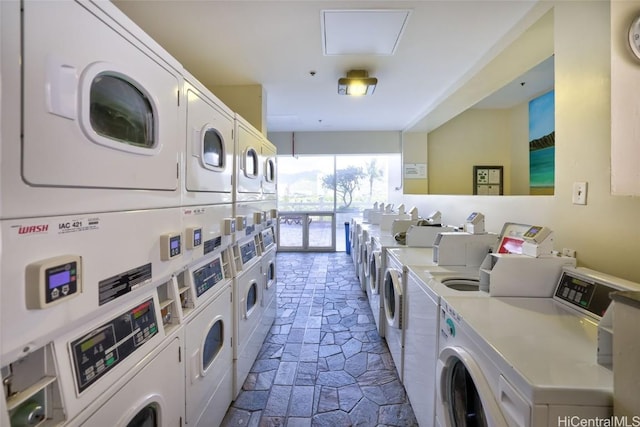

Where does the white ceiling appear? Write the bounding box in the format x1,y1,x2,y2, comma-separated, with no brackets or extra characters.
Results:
113,0,542,133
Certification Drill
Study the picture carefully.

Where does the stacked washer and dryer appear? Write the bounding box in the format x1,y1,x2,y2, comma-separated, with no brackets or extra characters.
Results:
231,115,278,398
0,2,277,426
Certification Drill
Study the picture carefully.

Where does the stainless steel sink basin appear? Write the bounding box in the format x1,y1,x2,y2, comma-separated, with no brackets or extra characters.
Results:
440,278,480,291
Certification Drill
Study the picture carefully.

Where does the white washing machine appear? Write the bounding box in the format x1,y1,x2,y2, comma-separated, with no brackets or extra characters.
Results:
367,246,383,336
0,207,186,364
436,267,640,427
383,252,405,382
260,225,278,337
360,240,372,292
182,71,234,207
1,0,183,219
70,333,185,427
403,264,486,427
367,233,409,338
183,277,233,427
231,233,265,398
234,114,263,202
3,286,184,426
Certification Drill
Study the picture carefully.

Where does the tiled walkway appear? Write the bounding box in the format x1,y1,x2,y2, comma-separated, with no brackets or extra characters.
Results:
221,252,417,427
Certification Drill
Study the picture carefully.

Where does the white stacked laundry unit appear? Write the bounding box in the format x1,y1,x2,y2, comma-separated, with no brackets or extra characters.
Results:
0,1,188,425
0,0,263,425
231,115,278,398
180,71,237,426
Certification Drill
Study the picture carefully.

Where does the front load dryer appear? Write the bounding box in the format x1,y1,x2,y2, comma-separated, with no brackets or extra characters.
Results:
182,71,234,207
234,114,263,203
1,0,183,218
260,139,278,200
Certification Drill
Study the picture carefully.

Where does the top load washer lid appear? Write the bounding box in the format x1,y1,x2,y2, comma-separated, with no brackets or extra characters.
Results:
442,295,613,407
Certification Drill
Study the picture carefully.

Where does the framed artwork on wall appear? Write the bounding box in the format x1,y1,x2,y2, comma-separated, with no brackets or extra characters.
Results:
529,90,555,195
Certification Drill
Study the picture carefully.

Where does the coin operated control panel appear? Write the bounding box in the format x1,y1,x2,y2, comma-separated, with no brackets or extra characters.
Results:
160,232,182,261
25,255,82,309
70,298,158,394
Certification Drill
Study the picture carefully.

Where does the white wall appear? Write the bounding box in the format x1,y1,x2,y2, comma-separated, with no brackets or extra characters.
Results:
406,1,640,284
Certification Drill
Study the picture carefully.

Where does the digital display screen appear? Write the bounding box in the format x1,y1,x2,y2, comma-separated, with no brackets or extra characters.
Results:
194,229,201,240
466,212,477,221
170,236,180,249
524,226,542,238
49,270,71,289
80,332,106,353
133,301,151,319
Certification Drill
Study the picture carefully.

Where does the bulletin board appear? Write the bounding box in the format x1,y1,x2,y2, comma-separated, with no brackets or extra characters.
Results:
473,165,503,195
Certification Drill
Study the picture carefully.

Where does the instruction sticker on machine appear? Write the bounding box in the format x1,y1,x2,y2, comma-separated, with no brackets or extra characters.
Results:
58,217,100,234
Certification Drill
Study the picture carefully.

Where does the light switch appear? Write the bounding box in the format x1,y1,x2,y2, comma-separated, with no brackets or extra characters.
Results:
572,182,588,205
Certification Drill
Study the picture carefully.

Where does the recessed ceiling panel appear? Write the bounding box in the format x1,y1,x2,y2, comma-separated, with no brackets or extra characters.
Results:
322,9,411,56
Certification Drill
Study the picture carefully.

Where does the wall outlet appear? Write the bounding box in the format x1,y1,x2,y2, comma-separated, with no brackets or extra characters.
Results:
572,182,588,205
562,248,576,258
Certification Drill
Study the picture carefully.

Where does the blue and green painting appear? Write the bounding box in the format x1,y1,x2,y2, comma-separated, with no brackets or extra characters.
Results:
529,90,555,191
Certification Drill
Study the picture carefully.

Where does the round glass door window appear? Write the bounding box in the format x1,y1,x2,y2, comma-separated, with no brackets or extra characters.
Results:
126,404,158,427
447,359,487,427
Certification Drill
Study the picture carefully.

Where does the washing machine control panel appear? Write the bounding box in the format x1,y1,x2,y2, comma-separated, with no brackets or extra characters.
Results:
26,255,82,309
70,298,158,394
554,271,618,318
192,256,225,298
239,240,258,265
261,227,275,250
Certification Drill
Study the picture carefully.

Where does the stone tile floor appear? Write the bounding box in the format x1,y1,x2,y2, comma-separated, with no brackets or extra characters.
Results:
221,252,417,427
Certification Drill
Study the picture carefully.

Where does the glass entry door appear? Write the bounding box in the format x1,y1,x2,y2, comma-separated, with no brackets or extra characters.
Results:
277,212,335,251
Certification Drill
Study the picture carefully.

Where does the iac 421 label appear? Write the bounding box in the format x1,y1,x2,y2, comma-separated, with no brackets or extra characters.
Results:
58,217,100,234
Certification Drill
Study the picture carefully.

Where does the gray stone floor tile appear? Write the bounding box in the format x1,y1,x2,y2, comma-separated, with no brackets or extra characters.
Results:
264,385,292,417
289,385,315,417
221,252,416,427
286,418,312,427
274,361,298,385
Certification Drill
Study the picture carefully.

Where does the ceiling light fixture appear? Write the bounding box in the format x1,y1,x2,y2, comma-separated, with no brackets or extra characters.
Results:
338,70,377,96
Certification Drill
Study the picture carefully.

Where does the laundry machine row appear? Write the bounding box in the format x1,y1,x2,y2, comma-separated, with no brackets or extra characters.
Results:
1,1,280,425
1,223,237,427
1,0,277,220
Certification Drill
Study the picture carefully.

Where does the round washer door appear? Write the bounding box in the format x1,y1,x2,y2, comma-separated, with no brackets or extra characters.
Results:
126,403,159,427
369,250,381,294
383,268,403,329
363,243,371,278
436,347,508,427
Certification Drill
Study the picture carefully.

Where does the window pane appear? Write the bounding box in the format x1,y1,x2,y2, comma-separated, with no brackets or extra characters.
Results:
277,156,335,212
308,215,333,248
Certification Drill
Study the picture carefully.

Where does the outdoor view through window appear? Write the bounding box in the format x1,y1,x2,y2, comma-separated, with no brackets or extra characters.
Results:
277,154,401,251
